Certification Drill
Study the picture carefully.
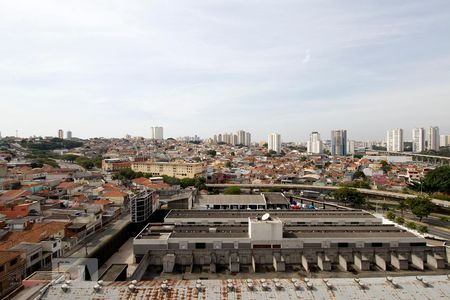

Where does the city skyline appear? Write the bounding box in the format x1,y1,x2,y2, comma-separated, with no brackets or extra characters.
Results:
1,1,450,140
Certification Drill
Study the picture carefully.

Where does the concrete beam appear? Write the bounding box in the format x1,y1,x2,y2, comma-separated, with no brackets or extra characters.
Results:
374,254,387,271
391,253,408,270
411,253,424,270
318,254,331,271
301,255,309,272
354,253,370,271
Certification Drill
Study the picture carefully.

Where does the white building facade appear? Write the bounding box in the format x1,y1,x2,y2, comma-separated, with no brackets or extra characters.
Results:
386,128,403,152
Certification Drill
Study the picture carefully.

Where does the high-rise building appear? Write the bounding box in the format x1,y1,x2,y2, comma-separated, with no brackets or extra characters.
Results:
58,129,64,139
268,133,281,153
245,132,251,146
237,130,246,145
66,130,72,140
130,190,158,223
347,140,355,155
306,131,323,154
427,126,439,151
331,130,347,156
412,128,425,153
386,128,403,152
440,134,448,148
150,126,164,140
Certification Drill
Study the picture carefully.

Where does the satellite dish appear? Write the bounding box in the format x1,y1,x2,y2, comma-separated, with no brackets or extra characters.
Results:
261,213,270,221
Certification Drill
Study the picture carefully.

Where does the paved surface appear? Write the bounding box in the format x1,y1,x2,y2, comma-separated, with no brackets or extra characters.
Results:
66,214,130,258
99,238,137,278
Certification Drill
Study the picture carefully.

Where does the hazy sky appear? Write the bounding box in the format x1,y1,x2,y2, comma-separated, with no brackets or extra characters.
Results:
1,1,449,142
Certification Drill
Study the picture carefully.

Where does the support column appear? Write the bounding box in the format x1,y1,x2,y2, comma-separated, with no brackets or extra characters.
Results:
317,254,331,271
301,255,309,271
339,255,348,271
391,253,408,270
229,253,240,273
251,256,256,273
374,254,387,271
162,254,176,273
354,253,370,271
427,254,445,269
411,253,424,270
273,255,286,272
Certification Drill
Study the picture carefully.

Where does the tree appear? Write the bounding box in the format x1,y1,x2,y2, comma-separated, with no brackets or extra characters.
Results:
418,225,428,234
30,162,44,168
386,211,396,221
352,170,366,181
397,201,408,217
333,187,366,208
206,150,217,157
224,186,241,195
395,216,405,225
421,166,450,194
380,160,391,173
406,196,434,221
405,221,417,230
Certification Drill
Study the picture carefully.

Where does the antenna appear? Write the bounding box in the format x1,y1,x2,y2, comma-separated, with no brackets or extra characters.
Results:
261,213,270,221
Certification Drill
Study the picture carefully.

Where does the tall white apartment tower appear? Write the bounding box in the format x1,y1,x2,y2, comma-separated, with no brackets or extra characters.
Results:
268,133,281,153
427,126,439,151
440,135,449,147
386,128,403,152
412,128,425,153
237,130,246,145
307,132,323,154
150,126,164,140
58,129,64,139
245,132,251,146
66,130,72,140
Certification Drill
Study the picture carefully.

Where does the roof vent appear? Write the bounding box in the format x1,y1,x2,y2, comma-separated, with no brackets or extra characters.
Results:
262,282,269,291
97,280,104,286
61,284,69,292
128,284,136,292
131,280,138,285
323,279,332,290
227,279,234,291
93,284,101,292
247,282,254,290
416,276,429,287
160,283,168,292
261,213,271,221
354,278,365,289
386,276,398,288
294,282,302,290
275,282,283,290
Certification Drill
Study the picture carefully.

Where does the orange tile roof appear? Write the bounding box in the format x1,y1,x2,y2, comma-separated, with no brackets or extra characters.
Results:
101,191,127,198
0,222,67,251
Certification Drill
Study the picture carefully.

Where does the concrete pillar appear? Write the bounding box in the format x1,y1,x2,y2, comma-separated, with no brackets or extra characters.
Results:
251,256,256,273
318,254,331,271
391,253,408,270
301,255,309,271
162,254,176,273
411,253,424,270
273,255,286,272
427,254,445,269
354,253,370,271
229,253,240,273
338,255,348,271
374,254,387,271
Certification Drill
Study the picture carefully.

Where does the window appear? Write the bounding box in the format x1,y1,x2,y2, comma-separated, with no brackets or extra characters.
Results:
30,253,39,261
338,242,349,248
195,243,206,249
0,265,4,272
11,258,18,266
371,242,383,247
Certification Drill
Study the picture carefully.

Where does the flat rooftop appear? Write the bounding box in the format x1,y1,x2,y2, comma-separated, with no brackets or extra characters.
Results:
36,275,450,300
197,194,266,205
165,209,378,220
263,192,290,205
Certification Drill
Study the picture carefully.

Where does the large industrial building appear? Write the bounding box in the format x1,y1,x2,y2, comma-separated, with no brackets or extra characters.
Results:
133,209,448,276
131,161,204,179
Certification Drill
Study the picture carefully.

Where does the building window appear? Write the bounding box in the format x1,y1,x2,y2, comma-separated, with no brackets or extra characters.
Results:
30,253,39,261
11,258,18,266
195,243,206,249
0,265,4,272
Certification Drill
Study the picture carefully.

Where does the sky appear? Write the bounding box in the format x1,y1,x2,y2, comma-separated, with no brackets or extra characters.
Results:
0,0,449,142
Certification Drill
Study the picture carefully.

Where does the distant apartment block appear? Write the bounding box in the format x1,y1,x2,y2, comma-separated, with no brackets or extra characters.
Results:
57,129,64,139
268,133,281,153
331,129,347,156
307,131,323,154
412,128,425,153
66,130,72,140
101,159,132,172
386,128,403,152
427,126,439,151
150,126,164,140
131,161,204,179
